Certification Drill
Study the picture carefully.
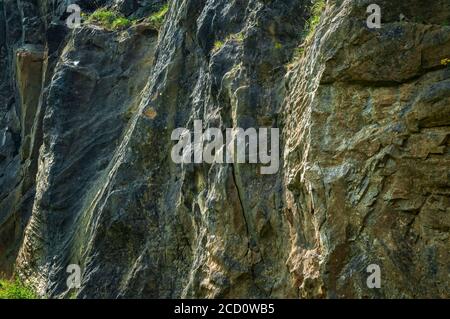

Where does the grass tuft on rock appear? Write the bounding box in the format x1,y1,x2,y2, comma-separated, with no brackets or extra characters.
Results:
0,278,38,299
147,4,169,29
287,0,325,69
304,0,326,40
112,17,132,29
88,9,132,30
212,32,245,53
213,40,224,52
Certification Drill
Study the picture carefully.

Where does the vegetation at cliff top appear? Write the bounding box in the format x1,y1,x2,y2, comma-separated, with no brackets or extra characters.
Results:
287,0,325,68
305,0,326,39
146,4,170,29
0,278,38,299
88,9,132,30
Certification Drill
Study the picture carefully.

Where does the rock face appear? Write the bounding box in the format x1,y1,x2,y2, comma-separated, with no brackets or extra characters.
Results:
0,0,449,298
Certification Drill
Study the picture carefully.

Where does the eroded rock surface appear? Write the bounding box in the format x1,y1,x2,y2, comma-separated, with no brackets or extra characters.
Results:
0,0,449,298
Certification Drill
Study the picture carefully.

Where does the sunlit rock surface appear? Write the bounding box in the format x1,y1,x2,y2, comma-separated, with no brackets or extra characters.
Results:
0,0,449,298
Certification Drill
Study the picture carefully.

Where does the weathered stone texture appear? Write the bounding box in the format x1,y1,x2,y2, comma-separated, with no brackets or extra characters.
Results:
0,0,448,298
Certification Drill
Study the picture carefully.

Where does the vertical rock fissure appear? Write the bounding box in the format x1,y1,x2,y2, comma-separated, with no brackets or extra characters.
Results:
230,163,250,251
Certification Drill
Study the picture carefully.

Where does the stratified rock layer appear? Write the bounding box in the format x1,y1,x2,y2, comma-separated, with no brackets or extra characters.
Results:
0,0,449,298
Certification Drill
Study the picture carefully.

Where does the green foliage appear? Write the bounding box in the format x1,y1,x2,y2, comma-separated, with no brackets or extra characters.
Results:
68,290,78,299
0,278,38,299
274,41,283,50
441,58,450,66
112,17,132,29
286,0,325,68
147,4,169,29
304,0,326,39
89,9,117,25
88,9,132,30
213,40,224,52
212,32,244,53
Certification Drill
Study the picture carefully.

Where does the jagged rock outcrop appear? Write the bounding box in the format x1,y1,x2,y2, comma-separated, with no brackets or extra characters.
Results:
0,0,449,298
283,1,450,298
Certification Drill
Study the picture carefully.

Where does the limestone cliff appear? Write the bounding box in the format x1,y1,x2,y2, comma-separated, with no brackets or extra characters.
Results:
0,0,449,298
